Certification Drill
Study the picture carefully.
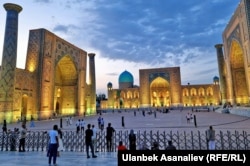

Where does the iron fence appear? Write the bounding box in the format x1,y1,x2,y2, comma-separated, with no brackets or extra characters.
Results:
0,130,250,152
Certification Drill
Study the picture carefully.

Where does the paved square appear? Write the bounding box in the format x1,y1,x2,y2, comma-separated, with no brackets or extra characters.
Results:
1,108,250,166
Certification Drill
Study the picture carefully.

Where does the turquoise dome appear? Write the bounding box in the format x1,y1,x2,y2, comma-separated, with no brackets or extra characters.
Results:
119,70,134,83
213,76,219,81
107,82,112,88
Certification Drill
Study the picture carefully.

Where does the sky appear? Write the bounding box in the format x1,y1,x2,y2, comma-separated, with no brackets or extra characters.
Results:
0,0,241,95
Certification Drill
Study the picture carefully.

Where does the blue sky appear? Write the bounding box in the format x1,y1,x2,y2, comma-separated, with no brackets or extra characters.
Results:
0,0,240,94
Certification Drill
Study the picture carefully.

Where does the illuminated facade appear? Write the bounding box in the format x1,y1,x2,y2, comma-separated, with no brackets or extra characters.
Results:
215,0,250,105
0,3,96,123
104,67,221,109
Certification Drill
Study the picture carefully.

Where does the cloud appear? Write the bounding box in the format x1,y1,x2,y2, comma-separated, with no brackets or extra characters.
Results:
33,0,52,4
106,72,119,76
53,24,69,33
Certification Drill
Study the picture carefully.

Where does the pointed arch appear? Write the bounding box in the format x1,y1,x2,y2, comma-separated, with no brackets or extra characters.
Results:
229,40,248,104
150,76,170,107
54,54,78,115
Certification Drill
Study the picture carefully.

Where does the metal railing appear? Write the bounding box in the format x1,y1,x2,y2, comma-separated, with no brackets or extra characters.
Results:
1,130,250,151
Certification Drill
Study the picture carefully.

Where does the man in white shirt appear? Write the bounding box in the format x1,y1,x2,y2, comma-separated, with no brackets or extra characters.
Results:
48,125,59,166
80,119,85,132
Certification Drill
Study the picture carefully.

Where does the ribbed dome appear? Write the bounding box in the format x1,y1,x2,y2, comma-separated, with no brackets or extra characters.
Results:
118,70,134,83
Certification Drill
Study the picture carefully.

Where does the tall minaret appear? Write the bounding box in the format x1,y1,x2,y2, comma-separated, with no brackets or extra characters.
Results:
0,3,22,102
215,44,226,104
88,53,96,114
0,3,22,122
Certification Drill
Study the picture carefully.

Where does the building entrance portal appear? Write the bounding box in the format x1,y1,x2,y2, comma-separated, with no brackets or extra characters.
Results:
230,40,248,104
54,55,78,115
21,94,28,120
150,77,171,107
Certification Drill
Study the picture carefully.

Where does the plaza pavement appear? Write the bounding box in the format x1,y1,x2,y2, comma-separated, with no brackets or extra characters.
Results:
1,107,250,166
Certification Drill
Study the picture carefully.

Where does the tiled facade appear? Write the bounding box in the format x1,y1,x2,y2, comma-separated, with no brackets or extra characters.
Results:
104,67,220,109
0,3,96,123
216,0,250,105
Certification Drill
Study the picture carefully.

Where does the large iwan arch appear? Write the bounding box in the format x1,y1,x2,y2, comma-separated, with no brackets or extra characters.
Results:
150,77,170,107
54,55,78,115
229,40,248,104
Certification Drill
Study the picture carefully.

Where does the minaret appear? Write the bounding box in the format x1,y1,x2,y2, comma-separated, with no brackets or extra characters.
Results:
0,3,22,122
215,44,226,104
88,53,96,114
0,3,22,100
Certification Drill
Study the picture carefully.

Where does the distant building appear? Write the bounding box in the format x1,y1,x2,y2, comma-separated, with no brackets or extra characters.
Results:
103,67,220,109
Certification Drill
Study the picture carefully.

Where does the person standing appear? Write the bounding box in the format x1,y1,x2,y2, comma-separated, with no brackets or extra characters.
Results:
151,141,159,150
206,126,216,150
2,119,7,133
69,117,73,125
19,124,27,152
121,116,125,128
48,124,59,166
128,129,136,151
106,123,115,152
92,124,98,152
76,119,80,134
85,124,97,158
100,118,104,131
186,113,190,123
165,140,176,150
66,117,69,126
97,116,102,129
80,119,85,132
57,128,64,157
30,118,35,128
142,110,145,117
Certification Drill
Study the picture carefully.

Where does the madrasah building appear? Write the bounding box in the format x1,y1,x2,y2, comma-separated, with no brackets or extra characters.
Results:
102,68,220,109
0,3,96,123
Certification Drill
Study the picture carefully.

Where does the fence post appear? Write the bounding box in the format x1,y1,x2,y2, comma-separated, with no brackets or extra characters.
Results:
220,131,224,150
235,130,239,150
198,131,201,150
36,132,39,151
156,131,159,148
184,131,187,150
150,130,153,147
163,131,166,149
227,131,231,149
191,131,194,150
6,133,9,151
31,132,35,151
177,131,180,150
137,130,140,150
170,130,173,141
143,130,147,149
